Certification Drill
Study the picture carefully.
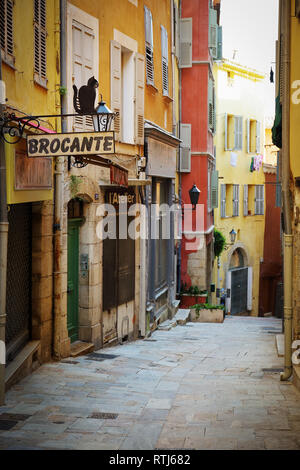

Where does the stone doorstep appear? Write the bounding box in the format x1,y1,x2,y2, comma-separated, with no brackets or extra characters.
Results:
174,309,190,326
275,334,284,357
70,341,94,357
5,340,41,391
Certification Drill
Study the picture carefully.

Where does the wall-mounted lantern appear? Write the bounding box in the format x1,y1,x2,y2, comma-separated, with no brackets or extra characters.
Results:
188,184,201,209
93,96,115,132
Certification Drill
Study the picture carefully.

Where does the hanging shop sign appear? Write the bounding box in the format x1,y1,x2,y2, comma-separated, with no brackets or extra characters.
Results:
105,187,136,206
26,131,115,158
110,164,128,187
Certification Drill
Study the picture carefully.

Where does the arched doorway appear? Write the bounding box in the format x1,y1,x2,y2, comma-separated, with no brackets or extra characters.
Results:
228,248,250,315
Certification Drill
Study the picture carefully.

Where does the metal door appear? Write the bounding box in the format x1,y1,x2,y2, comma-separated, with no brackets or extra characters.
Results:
230,267,248,315
67,219,81,342
6,203,32,362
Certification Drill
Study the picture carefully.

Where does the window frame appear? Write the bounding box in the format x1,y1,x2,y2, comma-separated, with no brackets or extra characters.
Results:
0,0,15,68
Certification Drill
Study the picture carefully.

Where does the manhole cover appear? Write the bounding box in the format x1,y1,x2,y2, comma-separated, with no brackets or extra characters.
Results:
85,352,119,362
89,412,118,420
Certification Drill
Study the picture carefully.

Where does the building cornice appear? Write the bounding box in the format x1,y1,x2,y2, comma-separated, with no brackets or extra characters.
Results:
218,59,265,82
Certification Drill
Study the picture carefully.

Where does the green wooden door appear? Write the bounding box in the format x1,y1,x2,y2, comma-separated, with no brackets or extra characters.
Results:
67,219,81,342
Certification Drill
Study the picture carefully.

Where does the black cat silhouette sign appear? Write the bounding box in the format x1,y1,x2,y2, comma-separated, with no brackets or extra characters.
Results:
27,131,115,158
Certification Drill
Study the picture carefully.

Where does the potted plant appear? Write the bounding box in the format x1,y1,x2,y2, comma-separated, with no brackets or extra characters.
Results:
190,303,225,323
179,283,208,308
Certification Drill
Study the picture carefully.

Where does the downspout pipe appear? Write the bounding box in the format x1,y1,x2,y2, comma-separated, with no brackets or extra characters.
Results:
0,47,9,405
53,0,66,360
177,0,182,295
280,0,293,381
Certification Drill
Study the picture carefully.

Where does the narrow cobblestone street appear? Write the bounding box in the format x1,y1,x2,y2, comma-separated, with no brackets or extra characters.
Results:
0,315,300,450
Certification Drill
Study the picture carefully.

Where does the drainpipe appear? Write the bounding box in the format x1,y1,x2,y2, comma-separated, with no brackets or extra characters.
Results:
0,47,8,404
177,0,182,295
280,0,293,381
53,0,66,360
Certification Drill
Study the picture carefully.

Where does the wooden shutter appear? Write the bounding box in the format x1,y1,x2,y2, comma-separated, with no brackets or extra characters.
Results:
179,18,192,68
220,184,226,217
135,53,145,145
34,0,47,83
260,185,264,215
174,3,179,59
144,6,154,85
211,170,219,209
243,185,248,216
110,40,122,141
247,267,253,311
224,113,228,151
217,25,222,60
246,119,250,153
208,77,213,131
72,21,95,131
275,151,282,207
209,8,217,59
256,121,261,153
179,123,191,172
255,185,264,215
233,184,239,216
161,26,169,96
234,116,243,150
0,0,14,61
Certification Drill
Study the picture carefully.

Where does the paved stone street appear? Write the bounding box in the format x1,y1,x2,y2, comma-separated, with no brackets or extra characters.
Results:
0,315,300,450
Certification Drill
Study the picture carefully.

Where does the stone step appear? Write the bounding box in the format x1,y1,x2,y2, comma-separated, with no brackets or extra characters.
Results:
70,341,94,357
157,319,177,331
5,340,41,390
275,334,284,357
174,308,190,325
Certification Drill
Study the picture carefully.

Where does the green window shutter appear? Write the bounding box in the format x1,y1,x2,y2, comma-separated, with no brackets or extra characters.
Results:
209,8,217,59
179,18,192,68
211,170,219,209
256,121,261,153
217,26,222,60
208,77,213,131
275,152,282,208
224,113,228,151
243,185,248,216
220,184,226,217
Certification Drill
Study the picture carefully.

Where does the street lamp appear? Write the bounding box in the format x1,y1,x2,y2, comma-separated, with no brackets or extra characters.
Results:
188,184,201,209
93,96,115,132
229,228,237,244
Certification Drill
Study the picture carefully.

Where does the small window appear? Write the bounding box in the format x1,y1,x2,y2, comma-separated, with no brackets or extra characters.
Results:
34,0,47,88
225,114,242,151
247,119,261,153
144,6,154,86
0,0,14,67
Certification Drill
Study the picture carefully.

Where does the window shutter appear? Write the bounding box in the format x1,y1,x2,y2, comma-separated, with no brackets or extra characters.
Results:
221,184,226,217
247,267,253,311
233,184,239,216
179,18,192,68
243,185,248,216
246,119,250,153
161,26,169,96
234,116,243,150
255,185,264,215
34,0,47,83
211,170,219,209
145,6,154,85
0,0,14,60
110,40,122,141
174,3,179,59
226,270,232,314
213,86,216,134
209,8,217,59
208,77,213,131
135,52,145,145
179,123,191,172
72,21,95,131
256,121,261,153
275,151,282,208
260,185,264,215
224,113,228,151
217,26,222,60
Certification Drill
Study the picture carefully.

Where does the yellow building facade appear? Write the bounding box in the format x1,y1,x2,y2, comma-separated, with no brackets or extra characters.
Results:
212,60,266,316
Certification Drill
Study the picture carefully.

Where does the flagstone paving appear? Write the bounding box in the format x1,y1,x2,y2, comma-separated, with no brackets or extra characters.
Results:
1,315,300,450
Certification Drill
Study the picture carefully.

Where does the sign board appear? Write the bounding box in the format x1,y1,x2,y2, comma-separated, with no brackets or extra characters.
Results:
27,131,115,158
15,149,52,190
105,187,136,206
110,164,128,187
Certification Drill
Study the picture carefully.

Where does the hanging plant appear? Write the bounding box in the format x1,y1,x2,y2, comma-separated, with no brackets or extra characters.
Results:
69,175,82,199
214,228,226,258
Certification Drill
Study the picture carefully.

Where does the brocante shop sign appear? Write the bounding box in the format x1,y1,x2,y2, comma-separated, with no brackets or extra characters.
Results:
27,131,115,157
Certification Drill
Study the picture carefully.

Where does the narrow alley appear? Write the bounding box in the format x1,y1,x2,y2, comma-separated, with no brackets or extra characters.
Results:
0,315,299,450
